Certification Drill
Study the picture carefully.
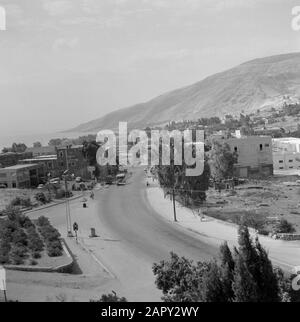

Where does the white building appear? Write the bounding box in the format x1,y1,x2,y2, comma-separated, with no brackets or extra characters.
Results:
272,138,300,171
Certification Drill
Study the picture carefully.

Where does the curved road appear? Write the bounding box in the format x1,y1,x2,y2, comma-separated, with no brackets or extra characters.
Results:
94,168,218,300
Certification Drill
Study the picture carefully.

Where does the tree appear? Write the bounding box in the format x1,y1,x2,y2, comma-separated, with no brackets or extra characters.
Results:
232,253,258,302
153,226,286,302
48,138,62,147
11,143,27,153
2,143,27,153
33,141,42,148
152,252,208,302
201,261,227,302
209,141,237,182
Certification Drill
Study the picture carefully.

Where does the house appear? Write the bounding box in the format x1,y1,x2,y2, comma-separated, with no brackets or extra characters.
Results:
0,164,45,188
225,136,273,178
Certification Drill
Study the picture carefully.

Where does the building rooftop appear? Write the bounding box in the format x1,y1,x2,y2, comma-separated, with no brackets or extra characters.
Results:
0,163,40,171
26,146,56,154
21,156,57,162
56,145,83,150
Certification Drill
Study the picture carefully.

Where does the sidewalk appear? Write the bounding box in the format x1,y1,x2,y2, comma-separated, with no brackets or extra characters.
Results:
146,182,300,271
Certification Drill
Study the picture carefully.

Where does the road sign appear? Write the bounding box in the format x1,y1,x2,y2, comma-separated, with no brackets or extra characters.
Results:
0,266,6,291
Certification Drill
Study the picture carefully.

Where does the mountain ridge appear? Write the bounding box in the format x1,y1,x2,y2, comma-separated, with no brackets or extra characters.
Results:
70,52,300,132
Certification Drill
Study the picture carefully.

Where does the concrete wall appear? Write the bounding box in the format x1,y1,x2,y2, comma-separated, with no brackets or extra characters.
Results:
225,136,273,178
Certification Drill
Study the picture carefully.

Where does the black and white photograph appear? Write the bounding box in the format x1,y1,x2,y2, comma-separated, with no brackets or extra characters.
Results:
0,0,300,308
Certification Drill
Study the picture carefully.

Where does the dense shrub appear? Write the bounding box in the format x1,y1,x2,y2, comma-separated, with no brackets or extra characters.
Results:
34,192,49,205
47,245,63,257
12,229,28,247
27,226,44,253
0,240,11,264
10,197,32,208
10,245,27,265
275,219,295,234
36,216,62,257
36,216,50,227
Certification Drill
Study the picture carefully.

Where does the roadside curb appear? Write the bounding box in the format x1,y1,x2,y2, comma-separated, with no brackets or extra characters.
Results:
23,194,84,214
76,238,117,279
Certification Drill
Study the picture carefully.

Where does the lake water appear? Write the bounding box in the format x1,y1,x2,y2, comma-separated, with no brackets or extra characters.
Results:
0,131,89,150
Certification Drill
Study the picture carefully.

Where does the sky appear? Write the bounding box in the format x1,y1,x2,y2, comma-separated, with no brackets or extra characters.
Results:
0,0,300,143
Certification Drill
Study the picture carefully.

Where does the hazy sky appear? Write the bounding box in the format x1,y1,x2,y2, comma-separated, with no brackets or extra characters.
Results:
0,0,300,139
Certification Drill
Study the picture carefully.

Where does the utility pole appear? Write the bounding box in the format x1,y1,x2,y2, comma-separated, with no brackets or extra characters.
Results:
172,164,177,222
63,170,73,237
172,187,177,222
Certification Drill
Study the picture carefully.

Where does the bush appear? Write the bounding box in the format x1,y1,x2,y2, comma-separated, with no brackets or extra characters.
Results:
12,229,28,247
36,216,50,227
55,189,66,199
27,227,44,252
29,259,38,266
36,216,62,257
10,197,32,208
0,240,11,264
34,192,49,205
10,245,27,265
275,219,295,234
32,251,41,259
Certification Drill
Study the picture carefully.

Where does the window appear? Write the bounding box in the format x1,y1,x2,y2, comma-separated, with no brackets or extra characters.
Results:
234,147,238,152
279,167,284,169
279,160,283,163
59,152,64,158
60,162,64,167
289,160,293,163
259,144,263,151
289,166,294,169
265,144,270,148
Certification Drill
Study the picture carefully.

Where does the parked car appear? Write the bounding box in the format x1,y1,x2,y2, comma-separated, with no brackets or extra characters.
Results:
0,184,7,189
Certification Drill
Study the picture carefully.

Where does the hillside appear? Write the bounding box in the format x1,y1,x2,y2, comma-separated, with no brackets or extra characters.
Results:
71,52,300,132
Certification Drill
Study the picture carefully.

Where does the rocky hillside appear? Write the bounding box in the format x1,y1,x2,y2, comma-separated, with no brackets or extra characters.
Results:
71,52,300,132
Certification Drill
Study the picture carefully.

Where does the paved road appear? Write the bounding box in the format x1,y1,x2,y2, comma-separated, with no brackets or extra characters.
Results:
93,168,219,300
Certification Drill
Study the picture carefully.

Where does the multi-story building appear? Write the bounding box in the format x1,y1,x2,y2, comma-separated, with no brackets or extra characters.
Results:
224,136,273,178
272,137,300,171
56,145,89,178
0,164,44,188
